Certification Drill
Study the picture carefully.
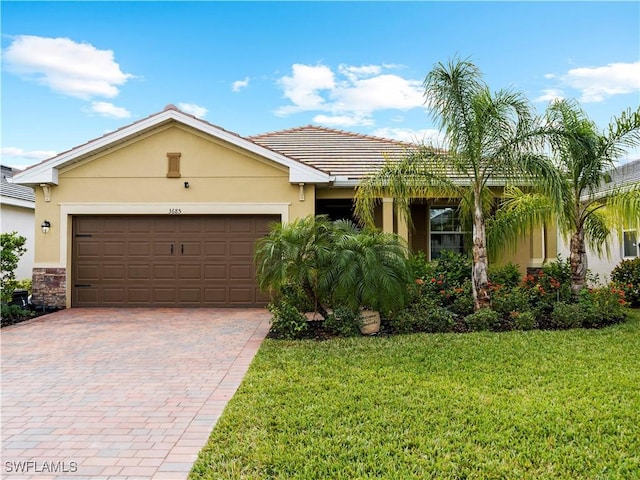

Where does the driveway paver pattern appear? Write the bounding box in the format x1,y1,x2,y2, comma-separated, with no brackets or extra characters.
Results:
1,308,271,479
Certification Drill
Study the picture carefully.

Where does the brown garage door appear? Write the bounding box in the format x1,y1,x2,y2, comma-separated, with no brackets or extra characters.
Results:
72,215,278,307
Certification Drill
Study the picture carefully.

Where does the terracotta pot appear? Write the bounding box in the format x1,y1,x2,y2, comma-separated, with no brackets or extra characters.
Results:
360,310,381,335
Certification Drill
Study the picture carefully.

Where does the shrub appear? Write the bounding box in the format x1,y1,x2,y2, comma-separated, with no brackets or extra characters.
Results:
324,306,362,337
511,310,537,330
578,286,627,328
1,232,27,304
488,262,521,289
611,257,640,307
443,280,474,317
491,287,530,318
435,250,471,287
391,299,456,334
464,308,500,332
550,302,583,329
267,300,308,339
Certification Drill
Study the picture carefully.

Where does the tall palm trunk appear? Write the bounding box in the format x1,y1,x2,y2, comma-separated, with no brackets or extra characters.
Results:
472,187,491,310
569,228,588,298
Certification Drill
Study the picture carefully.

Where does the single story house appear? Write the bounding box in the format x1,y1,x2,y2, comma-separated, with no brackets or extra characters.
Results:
13,105,554,309
1,165,35,281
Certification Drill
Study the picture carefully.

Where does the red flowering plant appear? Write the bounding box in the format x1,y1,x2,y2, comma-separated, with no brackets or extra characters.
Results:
578,285,627,328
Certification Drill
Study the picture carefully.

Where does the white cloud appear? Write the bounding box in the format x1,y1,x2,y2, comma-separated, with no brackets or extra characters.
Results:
275,63,426,125
89,102,131,119
544,73,556,80
276,64,335,115
535,89,565,103
313,114,374,127
563,62,639,103
1,147,57,162
232,77,250,92
3,35,133,99
371,127,446,146
178,103,208,118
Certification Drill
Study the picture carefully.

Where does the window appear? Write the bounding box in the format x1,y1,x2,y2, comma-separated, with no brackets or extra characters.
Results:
429,206,466,260
623,230,638,258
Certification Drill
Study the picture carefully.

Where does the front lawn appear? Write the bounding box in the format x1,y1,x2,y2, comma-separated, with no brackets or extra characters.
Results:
190,310,640,479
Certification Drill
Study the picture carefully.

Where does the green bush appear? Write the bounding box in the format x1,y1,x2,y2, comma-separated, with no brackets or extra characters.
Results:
1,232,27,304
435,250,471,287
391,299,456,334
611,257,640,307
464,308,500,332
550,302,583,329
511,310,537,330
491,287,530,318
324,306,362,337
488,262,521,288
578,286,627,328
267,300,308,339
444,280,474,317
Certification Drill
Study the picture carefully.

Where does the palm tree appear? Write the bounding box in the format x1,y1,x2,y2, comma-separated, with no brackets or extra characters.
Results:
355,58,547,310
254,215,410,319
490,100,640,296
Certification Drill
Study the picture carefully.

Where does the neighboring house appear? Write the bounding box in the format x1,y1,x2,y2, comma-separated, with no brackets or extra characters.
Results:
557,159,640,283
13,105,553,309
1,165,35,281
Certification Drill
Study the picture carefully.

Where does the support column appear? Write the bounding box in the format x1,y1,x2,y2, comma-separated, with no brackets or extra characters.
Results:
382,197,394,234
397,209,409,245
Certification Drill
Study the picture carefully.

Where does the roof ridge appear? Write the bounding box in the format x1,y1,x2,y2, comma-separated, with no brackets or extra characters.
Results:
250,124,416,147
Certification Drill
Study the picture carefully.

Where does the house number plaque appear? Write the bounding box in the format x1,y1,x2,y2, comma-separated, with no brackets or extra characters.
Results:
168,208,182,215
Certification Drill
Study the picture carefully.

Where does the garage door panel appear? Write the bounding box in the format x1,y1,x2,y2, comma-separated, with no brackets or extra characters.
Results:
103,265,126,280
129,264,152,280
229,264,253,280
102,288,126,304
153,288,177,303
129,241,152,256
178,264,202,280
229,241,254,257
153,264,177,280
204,241,227,257
76,264,100,281
153,241,175,256
103,241,126,256
128,288,151,303
76,241,101,258
73,215,277,307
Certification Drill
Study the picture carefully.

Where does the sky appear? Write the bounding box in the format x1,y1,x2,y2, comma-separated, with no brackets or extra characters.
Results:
1,1,639,169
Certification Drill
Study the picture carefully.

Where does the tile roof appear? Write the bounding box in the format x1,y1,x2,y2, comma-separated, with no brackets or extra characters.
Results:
1,166,35,203
250,125,417,181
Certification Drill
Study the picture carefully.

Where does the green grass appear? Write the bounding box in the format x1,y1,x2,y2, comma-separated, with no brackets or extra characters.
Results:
189,310,640,479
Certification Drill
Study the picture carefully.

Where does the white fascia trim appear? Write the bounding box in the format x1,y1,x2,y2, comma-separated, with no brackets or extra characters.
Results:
58,202,290,267
0,195,35,209
13,109,330,185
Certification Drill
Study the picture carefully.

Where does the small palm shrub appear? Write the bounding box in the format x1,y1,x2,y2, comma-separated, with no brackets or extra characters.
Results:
611,257,640,307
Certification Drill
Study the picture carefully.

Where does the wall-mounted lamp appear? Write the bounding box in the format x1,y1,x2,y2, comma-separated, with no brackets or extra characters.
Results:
184,181,190,189
41,220,51,234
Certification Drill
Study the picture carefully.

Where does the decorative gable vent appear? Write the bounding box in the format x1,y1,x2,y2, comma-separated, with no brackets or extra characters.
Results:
166,152,181,178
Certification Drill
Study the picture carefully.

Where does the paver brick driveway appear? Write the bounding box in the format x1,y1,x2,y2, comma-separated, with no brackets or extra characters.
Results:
1,308,271,479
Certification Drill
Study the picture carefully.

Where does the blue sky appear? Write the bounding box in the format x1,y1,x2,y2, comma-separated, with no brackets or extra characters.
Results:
2,1,639,169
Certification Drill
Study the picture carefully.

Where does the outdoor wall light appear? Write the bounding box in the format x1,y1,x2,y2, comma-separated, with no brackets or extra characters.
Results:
184,181,190,189
41,220,51,234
